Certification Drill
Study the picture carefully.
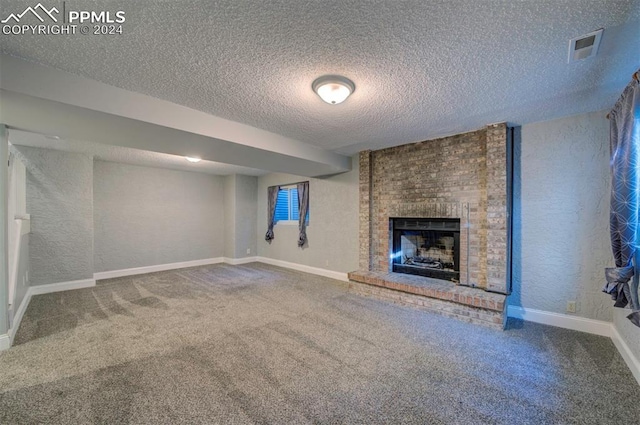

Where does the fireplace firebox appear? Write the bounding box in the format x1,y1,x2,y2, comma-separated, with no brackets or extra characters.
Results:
390,218,460,283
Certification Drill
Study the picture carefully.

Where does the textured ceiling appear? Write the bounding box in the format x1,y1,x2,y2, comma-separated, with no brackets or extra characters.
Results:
2,0,639,155
8,130,267,176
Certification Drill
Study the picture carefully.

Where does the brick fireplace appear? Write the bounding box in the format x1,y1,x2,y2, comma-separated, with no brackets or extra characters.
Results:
349,124,511,329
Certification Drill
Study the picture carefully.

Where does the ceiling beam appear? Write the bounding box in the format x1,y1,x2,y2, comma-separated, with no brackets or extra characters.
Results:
0,90,350,177
0,55,351,177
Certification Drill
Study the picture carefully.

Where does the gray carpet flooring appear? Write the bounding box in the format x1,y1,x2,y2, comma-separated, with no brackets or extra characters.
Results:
0,263,638,424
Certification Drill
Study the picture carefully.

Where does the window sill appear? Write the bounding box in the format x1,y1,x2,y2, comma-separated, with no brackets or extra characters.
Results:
275,221,309,226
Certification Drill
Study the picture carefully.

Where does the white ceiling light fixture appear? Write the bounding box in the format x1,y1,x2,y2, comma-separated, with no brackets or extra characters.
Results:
185,156,201,163
312,75,355,105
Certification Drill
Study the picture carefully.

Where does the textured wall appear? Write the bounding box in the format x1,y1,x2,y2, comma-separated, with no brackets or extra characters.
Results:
12,233,29,323
257,155,359,273
511,110,612,321
614,308,640,364
7,148,30,327
224,175,236,258
14,146,94,285
223,174,257,259
359,126,509,292
94,161,224,272
0,126,8,334
234,175,257,258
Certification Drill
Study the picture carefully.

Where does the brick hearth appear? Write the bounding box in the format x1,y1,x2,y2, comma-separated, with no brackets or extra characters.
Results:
348,271,506,330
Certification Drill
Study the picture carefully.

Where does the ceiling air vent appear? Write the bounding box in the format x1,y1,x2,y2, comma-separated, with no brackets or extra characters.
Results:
568,29,603,63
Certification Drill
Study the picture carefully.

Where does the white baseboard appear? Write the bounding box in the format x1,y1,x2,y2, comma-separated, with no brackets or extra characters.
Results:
94,256,347,282
224,256,259,265
227,256,349,282
8,287,33,343
611,324,640,385
29,278,96,296
255,256,349,282
0,334,10,351
507,305,612,337
94,258,225,280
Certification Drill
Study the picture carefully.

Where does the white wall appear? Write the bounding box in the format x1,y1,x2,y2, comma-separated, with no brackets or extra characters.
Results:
10,233,29,327
6,148,29,329
223,174,257,259
94,161,225,272
511,110,613,321
257,155,359,273
224,175,237,258
0,126,9,336
614,307,640,364
13,146,94,286
234,175,257,258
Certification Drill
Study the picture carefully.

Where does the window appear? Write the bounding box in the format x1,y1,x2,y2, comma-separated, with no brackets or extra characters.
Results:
275,186,309,224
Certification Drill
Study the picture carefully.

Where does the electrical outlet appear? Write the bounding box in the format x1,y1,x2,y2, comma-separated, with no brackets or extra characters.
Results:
325,260,329,267
246,248,251,254
566,301,576,313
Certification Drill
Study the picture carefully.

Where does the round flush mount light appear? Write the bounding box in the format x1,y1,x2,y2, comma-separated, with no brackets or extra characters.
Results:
185,156,201,163
312,75,355,105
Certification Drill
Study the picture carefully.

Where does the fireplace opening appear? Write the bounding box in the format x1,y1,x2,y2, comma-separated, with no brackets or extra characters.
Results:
390,218,460,283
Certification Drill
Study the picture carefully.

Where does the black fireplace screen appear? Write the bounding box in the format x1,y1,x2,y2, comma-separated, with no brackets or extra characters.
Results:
390,218,460,283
